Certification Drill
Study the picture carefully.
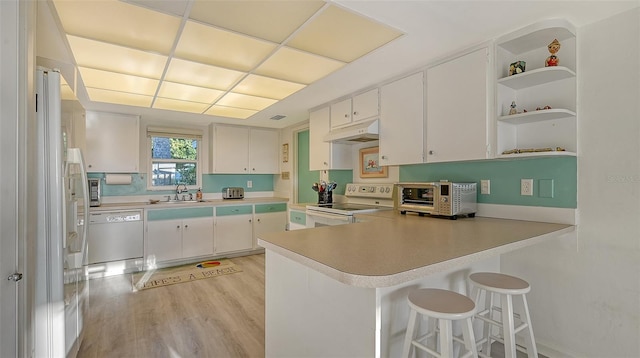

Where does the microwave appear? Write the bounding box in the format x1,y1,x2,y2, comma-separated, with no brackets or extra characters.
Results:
393,182,477,219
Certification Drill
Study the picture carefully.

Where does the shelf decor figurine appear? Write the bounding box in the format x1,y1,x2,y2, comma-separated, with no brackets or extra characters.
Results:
509,101,518,115
509,61,526,76
545,38,561,67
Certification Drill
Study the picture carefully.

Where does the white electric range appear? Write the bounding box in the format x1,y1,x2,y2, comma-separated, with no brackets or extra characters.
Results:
305,183,394,227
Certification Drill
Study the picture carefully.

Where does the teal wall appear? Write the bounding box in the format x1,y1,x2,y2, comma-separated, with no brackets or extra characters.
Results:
400,156,576,208
89,172,275,196
327,170,353,195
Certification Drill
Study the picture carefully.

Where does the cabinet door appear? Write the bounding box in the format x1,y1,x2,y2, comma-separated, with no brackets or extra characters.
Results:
85,111,139,173
249,129,279,174
146,219,182,262
352,89,379,122
309,107,350,171
427,48,489,162
379,72,426,166
330,98,352,128
254,212,287,248
213,125,249,173
215,214,253,254
181,217,214,258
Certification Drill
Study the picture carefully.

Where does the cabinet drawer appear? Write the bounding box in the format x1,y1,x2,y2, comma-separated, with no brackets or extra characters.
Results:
216,205,253,216
255,203,287,214
147,207,213,221
289,210,306,226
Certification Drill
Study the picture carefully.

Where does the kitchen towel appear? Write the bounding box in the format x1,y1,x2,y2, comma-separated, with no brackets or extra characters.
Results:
105,174,132,185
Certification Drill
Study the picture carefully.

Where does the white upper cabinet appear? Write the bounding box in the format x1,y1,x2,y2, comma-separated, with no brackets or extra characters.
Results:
249,128,279,174
379,72,426,166
309,106,350,170
495,19,577,158
426,47,491,162
212,125,279,174
213,125,250,173
330,98,352,128
330,88,379,129
85,111,139,173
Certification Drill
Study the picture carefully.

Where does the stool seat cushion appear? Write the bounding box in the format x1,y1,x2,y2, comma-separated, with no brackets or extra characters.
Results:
469,272,530,294
408,288,475,319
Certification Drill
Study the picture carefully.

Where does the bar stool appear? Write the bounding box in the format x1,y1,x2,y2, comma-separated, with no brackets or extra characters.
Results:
469,272,537,358
402,288,478,358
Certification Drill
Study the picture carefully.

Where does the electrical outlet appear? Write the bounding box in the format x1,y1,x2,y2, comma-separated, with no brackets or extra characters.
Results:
480,180,490,195
521,179,533,196
247,180,253,188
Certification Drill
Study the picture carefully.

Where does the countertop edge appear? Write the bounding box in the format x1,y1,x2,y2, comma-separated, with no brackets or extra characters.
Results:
258,225,575,289
90,197,289,212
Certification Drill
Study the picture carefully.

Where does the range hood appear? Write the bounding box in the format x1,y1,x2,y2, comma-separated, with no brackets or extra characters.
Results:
323,119,379,144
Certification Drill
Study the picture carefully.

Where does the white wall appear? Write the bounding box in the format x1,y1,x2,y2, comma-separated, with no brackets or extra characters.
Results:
502,8,640,357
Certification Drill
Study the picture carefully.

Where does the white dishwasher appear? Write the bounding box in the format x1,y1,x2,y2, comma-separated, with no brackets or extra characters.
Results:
88,210,144,265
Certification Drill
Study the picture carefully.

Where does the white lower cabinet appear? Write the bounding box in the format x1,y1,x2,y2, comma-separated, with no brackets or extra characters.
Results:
146,207,214,263
215,205,254,254
253,203,287,248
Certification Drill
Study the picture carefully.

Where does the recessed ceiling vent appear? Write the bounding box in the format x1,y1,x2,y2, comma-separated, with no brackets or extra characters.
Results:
270,115,286,120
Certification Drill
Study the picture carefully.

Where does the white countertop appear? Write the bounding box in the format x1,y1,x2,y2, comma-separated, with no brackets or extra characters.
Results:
89,197,289,212
258,212,575,288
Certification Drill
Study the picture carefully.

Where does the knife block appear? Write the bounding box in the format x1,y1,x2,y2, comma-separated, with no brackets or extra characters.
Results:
318,191,333,205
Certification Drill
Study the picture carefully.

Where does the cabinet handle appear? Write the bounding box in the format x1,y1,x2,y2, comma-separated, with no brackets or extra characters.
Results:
184,225,188,228
428,150,434,155
323,161,328,166
177,225,180,229
252,168,255,171
257,218,261,222
249,219,252,223
344,114,348,118
353,111,358,116
381,155,387,160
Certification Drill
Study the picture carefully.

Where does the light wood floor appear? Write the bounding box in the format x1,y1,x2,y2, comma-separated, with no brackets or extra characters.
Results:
78,253,543,358
78,254,265,357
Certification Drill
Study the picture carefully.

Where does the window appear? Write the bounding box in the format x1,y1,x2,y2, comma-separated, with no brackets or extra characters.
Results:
148,127,202,190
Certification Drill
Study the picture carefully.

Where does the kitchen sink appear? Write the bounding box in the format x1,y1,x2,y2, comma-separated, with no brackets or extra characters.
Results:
162,200,201,204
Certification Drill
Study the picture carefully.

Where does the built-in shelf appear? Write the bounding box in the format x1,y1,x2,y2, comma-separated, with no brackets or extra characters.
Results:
498,66,576,90
498,151,577,159
498,108,576,124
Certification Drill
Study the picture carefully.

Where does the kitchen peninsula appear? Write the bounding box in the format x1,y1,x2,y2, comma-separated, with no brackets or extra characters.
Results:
258,212,574,357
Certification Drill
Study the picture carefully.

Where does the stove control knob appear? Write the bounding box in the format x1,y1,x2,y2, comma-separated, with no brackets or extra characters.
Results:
385,187,390,193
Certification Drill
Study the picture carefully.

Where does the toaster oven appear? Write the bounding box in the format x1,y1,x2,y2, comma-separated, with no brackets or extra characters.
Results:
393,182,477,219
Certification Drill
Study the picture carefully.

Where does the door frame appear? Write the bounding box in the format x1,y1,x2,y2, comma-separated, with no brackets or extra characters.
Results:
291,124,309,204
0,0,36,356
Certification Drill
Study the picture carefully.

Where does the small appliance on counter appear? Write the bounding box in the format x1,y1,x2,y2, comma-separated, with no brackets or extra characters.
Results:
394,181,477,219
222,187,244,199
88,178,101,207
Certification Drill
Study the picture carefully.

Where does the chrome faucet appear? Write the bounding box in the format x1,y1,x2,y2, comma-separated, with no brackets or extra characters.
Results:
175,184,188,200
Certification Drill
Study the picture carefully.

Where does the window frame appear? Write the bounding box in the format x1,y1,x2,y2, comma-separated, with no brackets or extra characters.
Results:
147,128,202,191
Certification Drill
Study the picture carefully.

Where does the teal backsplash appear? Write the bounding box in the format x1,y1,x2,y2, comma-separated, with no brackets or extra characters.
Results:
90,173,275,196
327,170,353,195
399,156,577,208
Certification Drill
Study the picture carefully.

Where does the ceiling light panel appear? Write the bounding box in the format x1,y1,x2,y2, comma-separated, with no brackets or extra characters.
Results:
153,98,210,114
79,67,159,96
164,58,244,90
122,0,190,17
255,46,345,84
53,0,180,54
189,0,325,44
175,20,277,72
216,93,278,111
67,36,167,79
157,81,224,103
86,87,153,108
287,5,403,63
234,74,305,100
205,105,257,120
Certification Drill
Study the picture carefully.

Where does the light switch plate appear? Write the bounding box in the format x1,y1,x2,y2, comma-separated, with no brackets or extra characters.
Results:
539,179,554,198
480,180,490,195
521,179,533,196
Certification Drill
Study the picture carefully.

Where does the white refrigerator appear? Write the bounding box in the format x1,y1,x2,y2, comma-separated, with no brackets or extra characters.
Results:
35,68,90,358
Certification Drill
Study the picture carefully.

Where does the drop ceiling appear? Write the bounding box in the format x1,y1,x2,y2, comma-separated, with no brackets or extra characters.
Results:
47,0,402,122
39,1,639,128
